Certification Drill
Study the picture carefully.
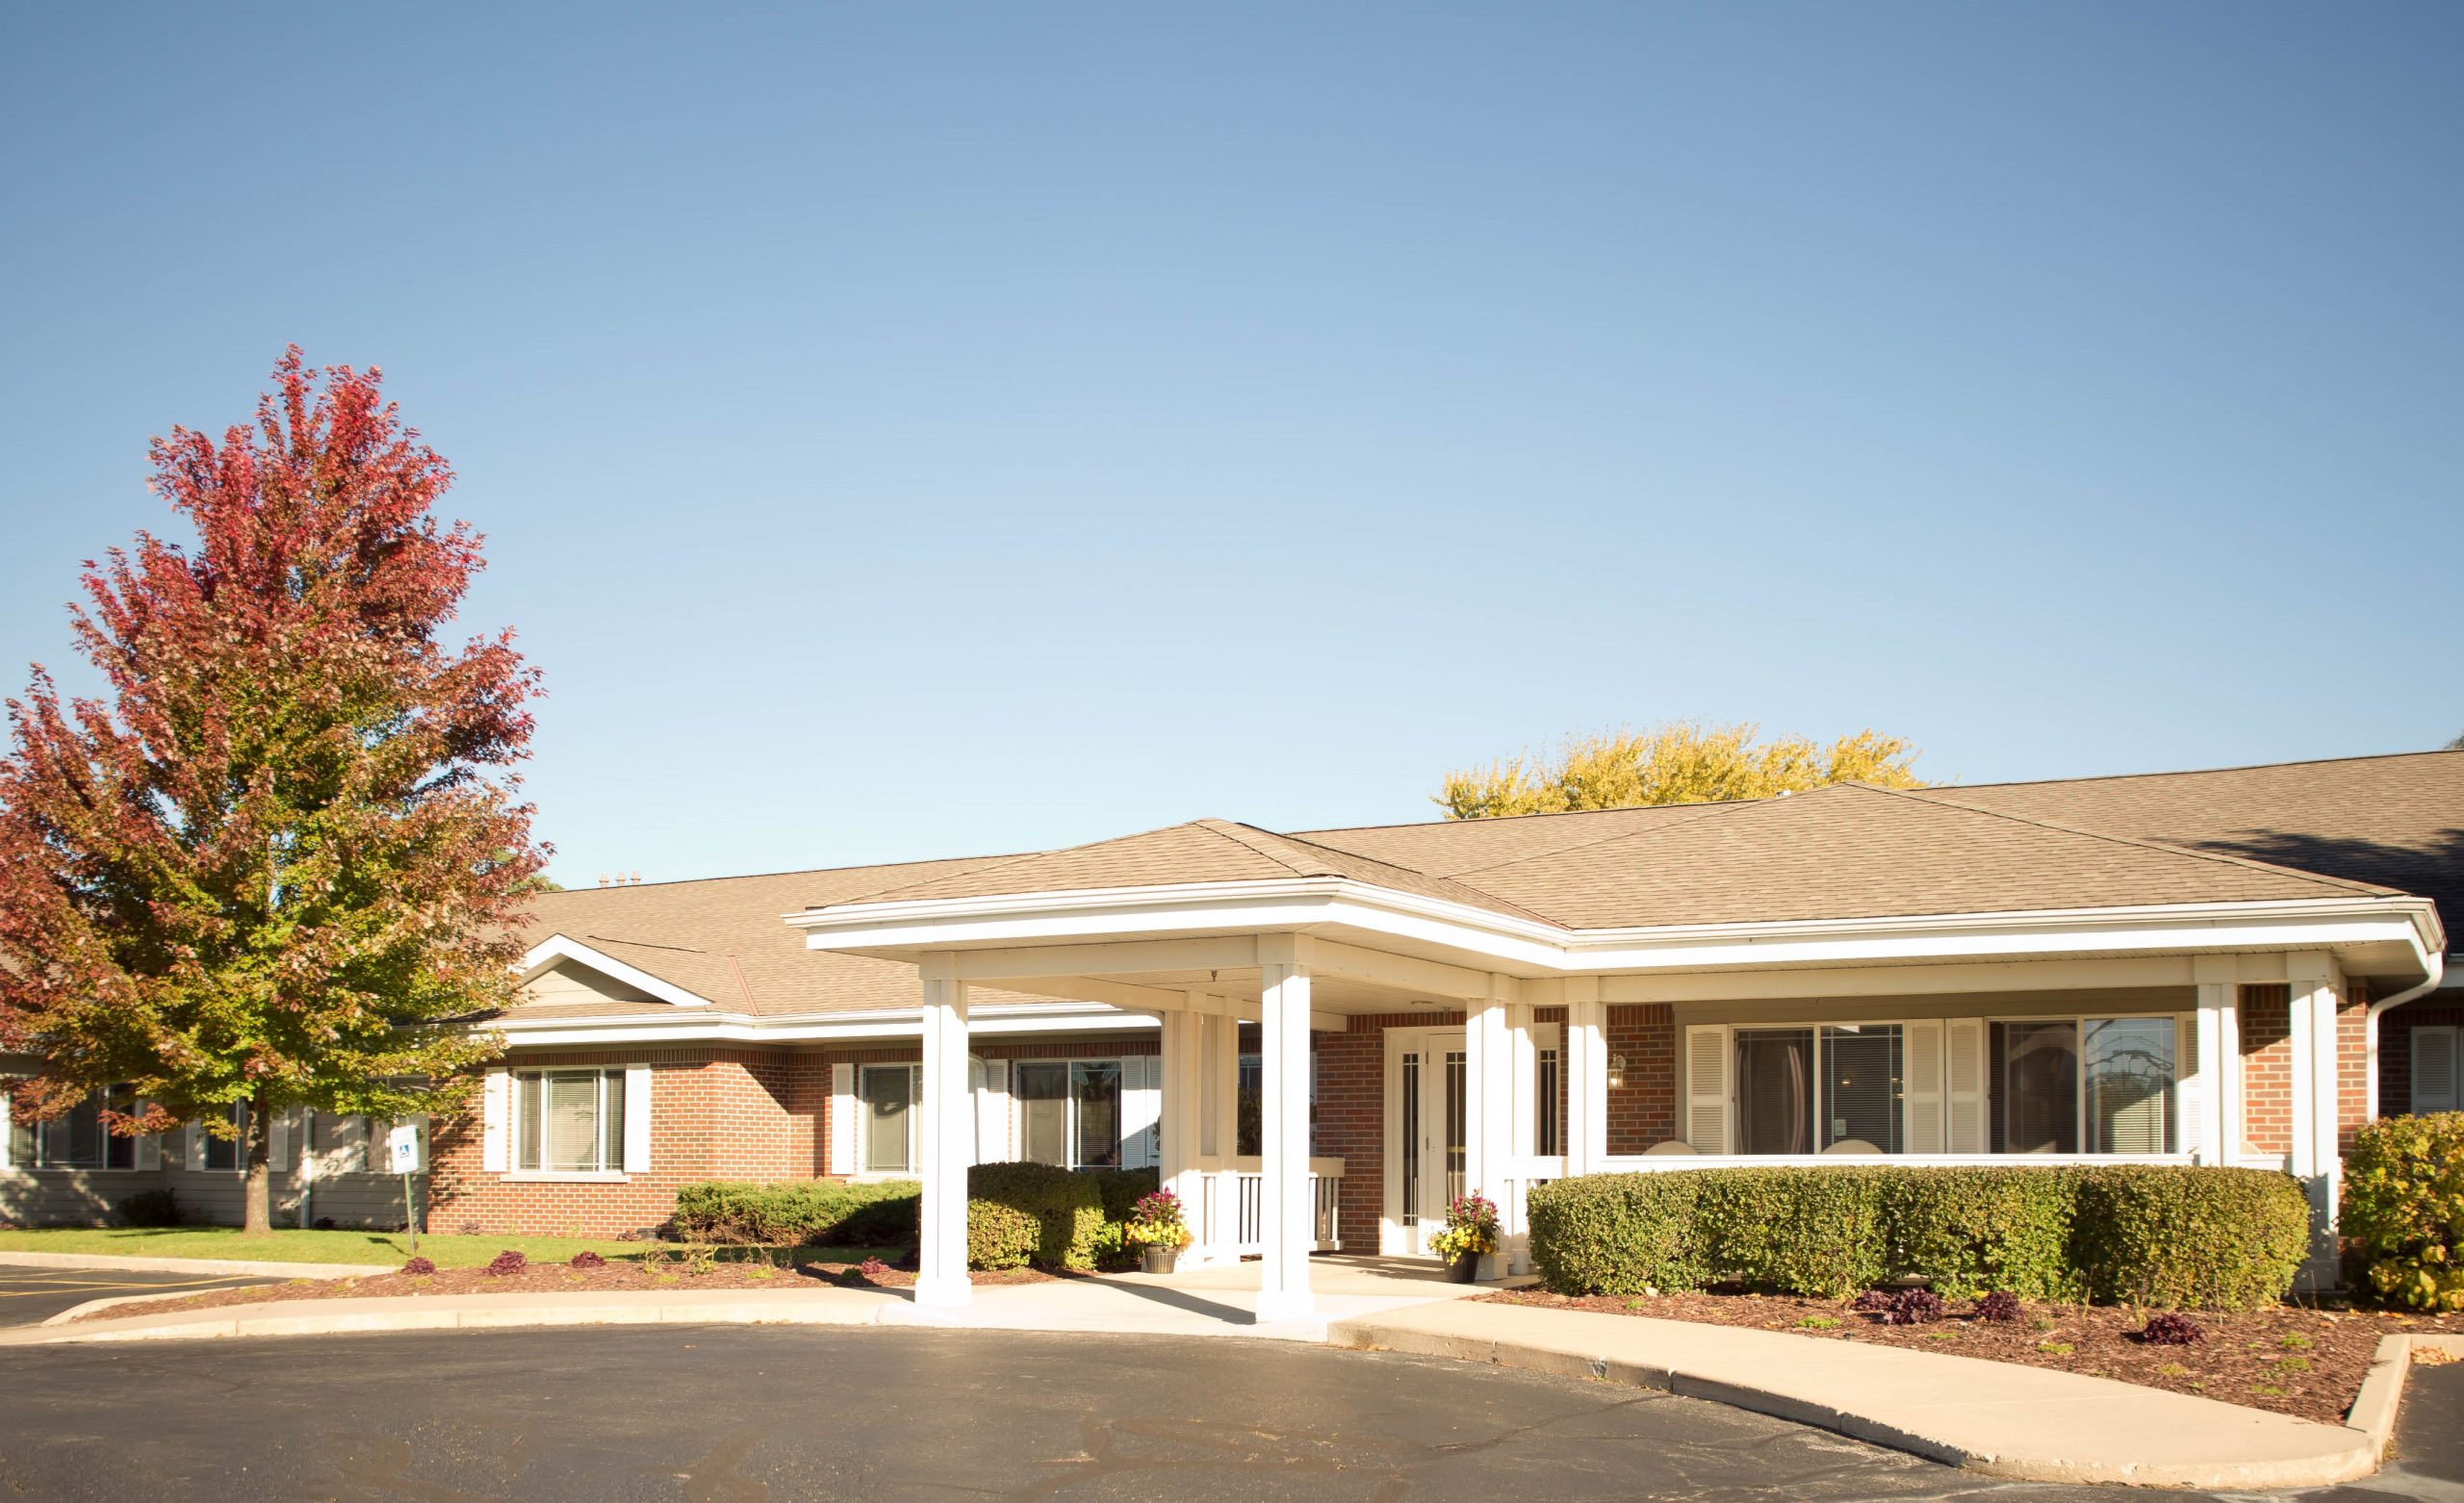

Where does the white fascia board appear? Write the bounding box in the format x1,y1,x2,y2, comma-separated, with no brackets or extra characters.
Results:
789,879,2444,983
492,1000,1155,1049
519,935,716,1009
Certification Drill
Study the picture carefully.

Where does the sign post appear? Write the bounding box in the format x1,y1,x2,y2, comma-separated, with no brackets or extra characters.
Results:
387,1122,427,1255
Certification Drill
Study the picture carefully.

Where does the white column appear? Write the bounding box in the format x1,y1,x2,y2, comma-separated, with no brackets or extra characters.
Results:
1563,979,1608,1177
1256,951,1315,1324
1465,978,1527,1274
2289,954,2342,1285
1160,1003,1205,1260
914,957,973,1310
2197,960,2245,1164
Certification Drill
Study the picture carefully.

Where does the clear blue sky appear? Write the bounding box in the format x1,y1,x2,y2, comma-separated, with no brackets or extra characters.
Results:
3,5,2457,886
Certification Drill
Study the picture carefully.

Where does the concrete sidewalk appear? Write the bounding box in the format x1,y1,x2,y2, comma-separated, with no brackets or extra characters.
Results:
0,1256,2411,1490
1327,1298,2386,1490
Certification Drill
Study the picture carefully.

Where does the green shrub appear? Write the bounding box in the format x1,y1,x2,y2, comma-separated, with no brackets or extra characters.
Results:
671,1179,919,1246
2072,1166,2309,1311
966,1200,1041,1271
1529,1164,2309,1310
1877,1167,2084,1300
1523,1171,1706,1295
968,1161,1105,1270
1693,1167,1886,1297
2345,1112,2464,1312
116,1187,184,1228
1085,1166,1160,1224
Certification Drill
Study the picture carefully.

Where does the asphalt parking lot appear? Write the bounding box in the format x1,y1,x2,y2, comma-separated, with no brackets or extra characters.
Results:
0,1323,2459,1501
0,1264,278,1326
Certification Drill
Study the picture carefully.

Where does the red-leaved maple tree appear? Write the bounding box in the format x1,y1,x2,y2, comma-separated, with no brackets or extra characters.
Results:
0,349,546,1235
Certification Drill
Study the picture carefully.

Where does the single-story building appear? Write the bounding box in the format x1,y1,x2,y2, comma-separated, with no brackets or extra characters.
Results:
7,751,2458,1317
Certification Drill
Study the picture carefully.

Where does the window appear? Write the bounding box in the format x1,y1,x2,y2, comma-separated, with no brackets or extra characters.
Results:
513,1069,627,1175
1233,1024,1318,1158
1016,1060,1123,1170
860,1064,919,1175
1536,1045,1563,1157
1989,1017,2175,1155
1734,1026,1905,1155
201,1102,246,1172
23,1087,140,1170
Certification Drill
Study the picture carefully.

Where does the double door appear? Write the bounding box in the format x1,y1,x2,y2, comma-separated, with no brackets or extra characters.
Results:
1393,1030,1468,1257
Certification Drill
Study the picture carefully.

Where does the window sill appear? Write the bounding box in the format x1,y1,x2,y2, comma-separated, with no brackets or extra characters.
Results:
505,1170,630,1184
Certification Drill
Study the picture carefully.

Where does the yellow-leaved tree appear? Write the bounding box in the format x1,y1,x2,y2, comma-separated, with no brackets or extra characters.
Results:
1437,722,1925,819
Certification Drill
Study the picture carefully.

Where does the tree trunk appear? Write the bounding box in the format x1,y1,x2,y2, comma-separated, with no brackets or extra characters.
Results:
242,1088,273,1236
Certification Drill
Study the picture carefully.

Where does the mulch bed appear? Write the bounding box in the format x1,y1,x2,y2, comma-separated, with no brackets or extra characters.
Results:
71,1254,1059,1323
1480,1286,2464,1426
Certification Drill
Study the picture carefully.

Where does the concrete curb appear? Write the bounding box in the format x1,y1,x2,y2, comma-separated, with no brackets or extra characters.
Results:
0,1250,369,1280
1324,1311,2386,1490
2,1288,904,1346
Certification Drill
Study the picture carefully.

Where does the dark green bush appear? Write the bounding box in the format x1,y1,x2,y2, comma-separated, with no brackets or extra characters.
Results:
968,1161,1106,1270
1523,1170,1706,1295
2343,1112,2464,1312
1529,1164,2309,1311
671,1179,919,1246
2072,1165,2309,1312
1876,1167,2084,1300
1085,1166,1160,1224
116,1187,184,1228
1693,1167,1886,1297
966,1200,1042,1271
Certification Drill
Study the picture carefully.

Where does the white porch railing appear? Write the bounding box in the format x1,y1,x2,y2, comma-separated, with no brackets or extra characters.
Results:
1186,1158,1344,1255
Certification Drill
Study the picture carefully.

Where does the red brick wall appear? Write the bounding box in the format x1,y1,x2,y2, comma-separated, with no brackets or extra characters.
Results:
2340,982,2369,1154
431,1048,822,1238
2240,984,2293,1154
1606,1005,1677,1153
1315,1017,1415,1252
434,1035,1169,1238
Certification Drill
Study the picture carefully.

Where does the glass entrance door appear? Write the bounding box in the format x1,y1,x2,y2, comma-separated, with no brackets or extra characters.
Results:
1399,1031,1468,1256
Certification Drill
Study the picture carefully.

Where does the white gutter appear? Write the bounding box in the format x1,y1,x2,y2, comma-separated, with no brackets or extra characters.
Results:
2366,952,2450,1122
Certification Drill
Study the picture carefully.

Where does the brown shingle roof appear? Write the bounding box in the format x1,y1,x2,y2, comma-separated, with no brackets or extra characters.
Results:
1927,751,2464,946
1450,782,2391,930
836,818,1554,924
506,855,1067,1021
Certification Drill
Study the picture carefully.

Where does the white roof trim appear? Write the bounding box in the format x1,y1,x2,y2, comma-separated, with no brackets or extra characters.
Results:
518,934,717,1010
788,879,2446,981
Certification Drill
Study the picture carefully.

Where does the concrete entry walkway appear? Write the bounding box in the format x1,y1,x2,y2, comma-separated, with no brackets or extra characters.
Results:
936,1253,1495,1337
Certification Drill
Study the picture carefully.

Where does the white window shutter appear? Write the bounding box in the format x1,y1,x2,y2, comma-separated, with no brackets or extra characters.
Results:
1902,1021,1945,1153
2415,1027,2459,1114
186,1121,203,1169
1946,1019,1987,1152
828,1062,856,1175
270,1108,292,1170
0,1088,12,1169
481,1068,510,1173
1122,1056,1163,1169
1684,1025,1730,1154
136,1107,163,1171
2175,1013,2205,1162
622,1064,652,1173
975,1058,1010,1164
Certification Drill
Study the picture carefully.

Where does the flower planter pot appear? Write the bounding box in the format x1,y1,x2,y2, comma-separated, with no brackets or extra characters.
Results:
1140,1244,1180,1276
1447,1251,1482,1284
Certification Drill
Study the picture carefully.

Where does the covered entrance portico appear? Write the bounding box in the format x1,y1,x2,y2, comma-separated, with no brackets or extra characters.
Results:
787,814,2445,1314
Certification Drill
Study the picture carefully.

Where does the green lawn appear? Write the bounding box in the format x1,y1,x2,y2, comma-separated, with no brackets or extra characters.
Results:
0,1226,891,1270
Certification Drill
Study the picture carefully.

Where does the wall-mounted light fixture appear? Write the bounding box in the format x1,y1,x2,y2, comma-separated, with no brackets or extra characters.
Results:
1607,1054,1628,1090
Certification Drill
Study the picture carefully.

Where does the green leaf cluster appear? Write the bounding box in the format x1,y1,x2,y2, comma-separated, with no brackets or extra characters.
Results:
2344,1111,2464,1311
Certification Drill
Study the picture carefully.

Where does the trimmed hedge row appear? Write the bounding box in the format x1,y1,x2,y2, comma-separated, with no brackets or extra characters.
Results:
673,1163,1162,1273
672,1179,920,1247
1527,1165,2309,1311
